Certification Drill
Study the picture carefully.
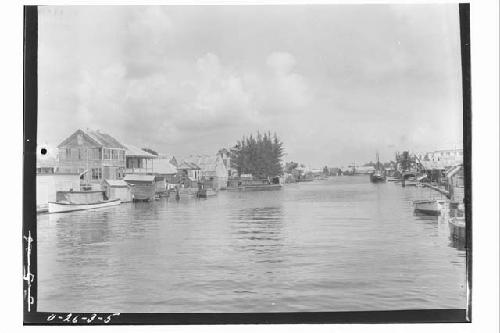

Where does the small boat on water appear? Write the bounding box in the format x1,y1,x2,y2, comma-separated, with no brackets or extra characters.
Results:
196,182,218,198
413,199,447,216
227,177,282,191
369,153,386,183
370,170,386,183
196,188,217,198
48,190,121,213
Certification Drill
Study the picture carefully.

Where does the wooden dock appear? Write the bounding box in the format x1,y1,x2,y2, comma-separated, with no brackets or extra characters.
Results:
421,183,450,198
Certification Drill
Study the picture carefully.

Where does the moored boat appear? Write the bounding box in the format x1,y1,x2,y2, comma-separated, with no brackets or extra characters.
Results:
227,177,282,191
196,188,217,198
370,171,386,183
369,152,386,183
48,198,121,213
413,199,446,216
48,190,121,213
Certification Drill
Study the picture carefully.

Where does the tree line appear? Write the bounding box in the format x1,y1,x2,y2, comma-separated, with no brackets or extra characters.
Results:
230,131,284,179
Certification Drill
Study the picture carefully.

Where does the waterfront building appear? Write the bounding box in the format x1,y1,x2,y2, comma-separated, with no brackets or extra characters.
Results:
102,179,133,203
123,174,156,201
158,154,178,167
176,161,201,188
217,148,237,178
56,129,126,186
151,158,178,194
417,148,463,170
124,144,157,174
183,154,229,190
354,165,376,175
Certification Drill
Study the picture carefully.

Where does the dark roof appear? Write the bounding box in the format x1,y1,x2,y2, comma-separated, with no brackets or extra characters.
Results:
177,160,200,170
124,144,157,158
86,129,125,149
57,129,126,149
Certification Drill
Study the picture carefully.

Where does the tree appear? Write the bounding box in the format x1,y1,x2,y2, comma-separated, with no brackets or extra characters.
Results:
230,131,284,178
323,166,329,175
285,161,299,173
142,147,158,156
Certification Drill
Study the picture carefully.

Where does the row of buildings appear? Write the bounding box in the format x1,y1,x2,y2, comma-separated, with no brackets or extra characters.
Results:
36,129,232,211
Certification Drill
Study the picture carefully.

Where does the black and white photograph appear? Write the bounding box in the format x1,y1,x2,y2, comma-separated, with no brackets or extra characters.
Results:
18,0,496,327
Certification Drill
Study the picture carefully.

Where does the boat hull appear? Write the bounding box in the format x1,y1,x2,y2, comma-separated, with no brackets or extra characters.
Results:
370,173,386,183
227,184,283,191
413,200,446,216
48,199,121,213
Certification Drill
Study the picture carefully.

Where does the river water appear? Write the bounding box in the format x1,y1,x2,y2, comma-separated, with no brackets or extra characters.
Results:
37,176,467,313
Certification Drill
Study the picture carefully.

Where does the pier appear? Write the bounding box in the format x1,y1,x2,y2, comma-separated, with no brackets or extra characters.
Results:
420,182,450,198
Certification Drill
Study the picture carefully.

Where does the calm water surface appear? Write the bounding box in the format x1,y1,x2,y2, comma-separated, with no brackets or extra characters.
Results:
37,176,467,312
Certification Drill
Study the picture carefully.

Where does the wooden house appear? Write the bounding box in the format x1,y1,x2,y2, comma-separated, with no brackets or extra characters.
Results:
123,174,156,201
124,144,157,174
103,179,133,203
176,161,201,188
150,158,178,194
56,129,126,186
183,154,228,190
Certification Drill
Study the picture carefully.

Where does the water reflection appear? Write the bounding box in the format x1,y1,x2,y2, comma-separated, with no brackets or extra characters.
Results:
230,206,284,262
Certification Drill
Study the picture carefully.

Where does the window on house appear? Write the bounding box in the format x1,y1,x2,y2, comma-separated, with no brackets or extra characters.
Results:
65,148,71,159
91,168,102,180
103,148,110,160
112,149,118,160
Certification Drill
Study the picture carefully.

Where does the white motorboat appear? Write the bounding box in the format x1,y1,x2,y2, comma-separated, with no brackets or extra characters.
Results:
48,198,121,213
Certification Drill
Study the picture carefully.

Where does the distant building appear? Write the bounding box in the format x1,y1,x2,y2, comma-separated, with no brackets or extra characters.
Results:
158,154,178,167
176,161,201,188
354,165,375,175
417,149,463,170
217,148,237,178
151,158,178,193
183,154,229,190
57,129,126,185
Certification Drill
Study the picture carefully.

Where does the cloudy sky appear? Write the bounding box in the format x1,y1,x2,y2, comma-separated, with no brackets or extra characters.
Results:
38,5,463,167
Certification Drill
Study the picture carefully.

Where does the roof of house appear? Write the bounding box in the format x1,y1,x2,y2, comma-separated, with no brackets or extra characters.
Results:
183,155,223,172
123,174,156,182
446,164,463,178
152,158,177,174
124,144,157,158
103,179,129,187
177,160,201,170
58,129,126,149
421,160,461,170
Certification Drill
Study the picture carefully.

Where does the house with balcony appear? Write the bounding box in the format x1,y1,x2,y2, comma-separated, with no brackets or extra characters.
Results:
124,144,157,174
56,129,126,187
